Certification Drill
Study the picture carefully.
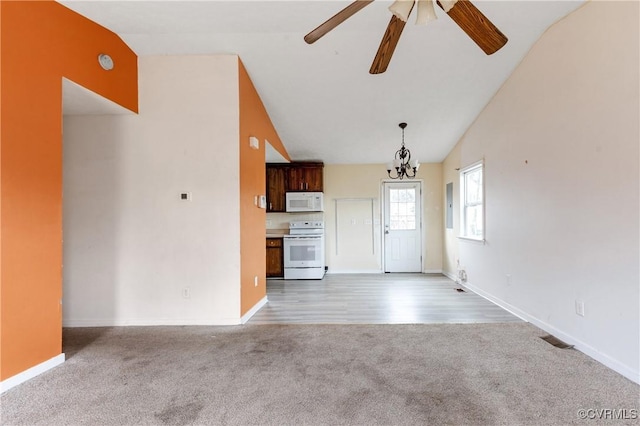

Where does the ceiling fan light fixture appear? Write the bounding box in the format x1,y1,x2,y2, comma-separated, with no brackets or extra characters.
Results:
388,0,415,22
416,0,438,25
439,0,459,13
306,0,506,73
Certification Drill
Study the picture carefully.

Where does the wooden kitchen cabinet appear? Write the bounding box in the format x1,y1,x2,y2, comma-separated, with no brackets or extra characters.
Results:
287,163,324,192
266,162,324,211
266,165,287,212
266,238,284,277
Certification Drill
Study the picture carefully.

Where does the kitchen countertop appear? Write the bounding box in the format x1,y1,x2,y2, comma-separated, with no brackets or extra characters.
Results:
266,232,287,238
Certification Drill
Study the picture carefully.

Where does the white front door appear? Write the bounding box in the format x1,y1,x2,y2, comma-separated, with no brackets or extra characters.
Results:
383,181,422,272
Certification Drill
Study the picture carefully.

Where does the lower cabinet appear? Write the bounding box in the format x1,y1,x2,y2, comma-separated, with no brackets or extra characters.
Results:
266,238,284,278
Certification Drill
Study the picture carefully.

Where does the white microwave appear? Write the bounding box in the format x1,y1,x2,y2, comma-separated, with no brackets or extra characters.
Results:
286,192,324,212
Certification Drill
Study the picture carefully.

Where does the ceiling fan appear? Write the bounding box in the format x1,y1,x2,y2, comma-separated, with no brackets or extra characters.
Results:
304,0,508,74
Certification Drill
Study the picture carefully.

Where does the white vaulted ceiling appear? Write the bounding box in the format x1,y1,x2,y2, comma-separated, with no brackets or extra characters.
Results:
59,0,584,164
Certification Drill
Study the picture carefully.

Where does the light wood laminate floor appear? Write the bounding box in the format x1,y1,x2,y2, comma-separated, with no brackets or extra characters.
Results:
249,273,522,324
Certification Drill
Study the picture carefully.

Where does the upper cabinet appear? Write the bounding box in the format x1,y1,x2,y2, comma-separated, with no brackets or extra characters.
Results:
266,162,324,212
266,165,287,212
287,163,323,192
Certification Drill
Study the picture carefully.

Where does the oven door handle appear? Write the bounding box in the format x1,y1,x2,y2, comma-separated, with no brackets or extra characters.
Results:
284,236,322,241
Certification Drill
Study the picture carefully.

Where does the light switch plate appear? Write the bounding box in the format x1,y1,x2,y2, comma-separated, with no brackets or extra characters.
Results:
249,136,259,150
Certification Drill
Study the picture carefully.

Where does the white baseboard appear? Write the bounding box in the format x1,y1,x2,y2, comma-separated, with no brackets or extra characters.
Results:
1,353,65,394
63,317,242,327
443,271,457,281
462,281,640,384
241,296,268,324
423,269,443,274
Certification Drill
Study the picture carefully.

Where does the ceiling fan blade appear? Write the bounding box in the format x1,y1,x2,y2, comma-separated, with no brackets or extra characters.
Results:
369,11,412,74
438,0,508,55
304,0,374,44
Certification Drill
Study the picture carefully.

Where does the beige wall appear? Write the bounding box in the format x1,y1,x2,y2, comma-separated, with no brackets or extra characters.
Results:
324,164,442,273
441,1,639,382
442,143,461,277
419,163,443,272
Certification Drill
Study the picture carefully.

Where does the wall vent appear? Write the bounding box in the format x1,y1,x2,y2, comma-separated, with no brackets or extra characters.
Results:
540,335,574,349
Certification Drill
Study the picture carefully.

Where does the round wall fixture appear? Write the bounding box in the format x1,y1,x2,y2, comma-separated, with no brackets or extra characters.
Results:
98,53,114,71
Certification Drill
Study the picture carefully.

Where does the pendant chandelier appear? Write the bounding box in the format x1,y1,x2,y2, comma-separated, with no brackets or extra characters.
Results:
386,122,420,180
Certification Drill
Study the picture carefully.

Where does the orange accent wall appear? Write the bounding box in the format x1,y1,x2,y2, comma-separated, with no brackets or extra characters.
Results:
0,1,137,380
238,59,290,316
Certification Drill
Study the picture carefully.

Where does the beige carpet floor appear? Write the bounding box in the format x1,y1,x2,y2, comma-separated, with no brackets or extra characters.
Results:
1,323,638,425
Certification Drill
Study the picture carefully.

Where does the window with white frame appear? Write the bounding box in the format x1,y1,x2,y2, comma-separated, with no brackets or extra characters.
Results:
389,187,417,230
460,162,484,240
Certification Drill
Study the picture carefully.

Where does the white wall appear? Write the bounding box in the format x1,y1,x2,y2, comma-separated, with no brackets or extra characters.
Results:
442,1,639,382
63,55,242,325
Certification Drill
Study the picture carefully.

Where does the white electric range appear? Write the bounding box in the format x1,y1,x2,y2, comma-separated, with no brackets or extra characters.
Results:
283,220,325,280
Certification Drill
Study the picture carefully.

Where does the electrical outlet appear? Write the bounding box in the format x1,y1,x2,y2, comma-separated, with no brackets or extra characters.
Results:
182,287,190,299
506,274,512,286
575,300,585,317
